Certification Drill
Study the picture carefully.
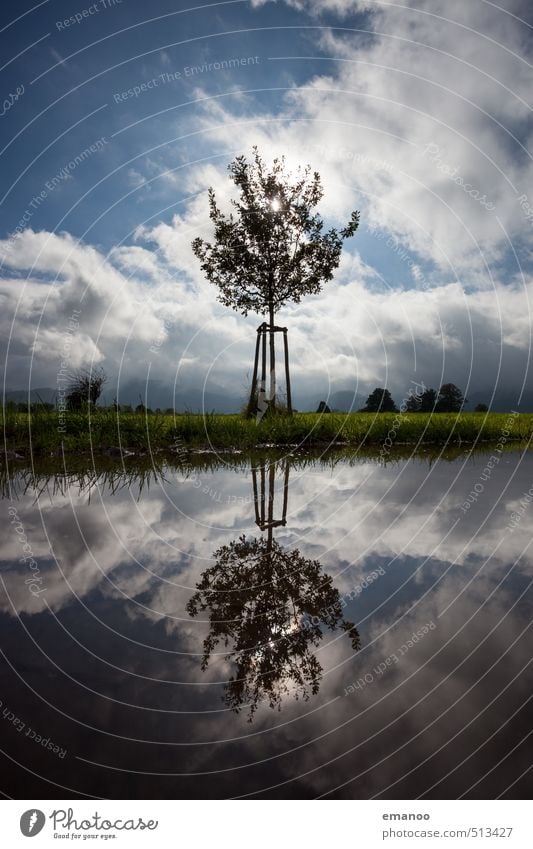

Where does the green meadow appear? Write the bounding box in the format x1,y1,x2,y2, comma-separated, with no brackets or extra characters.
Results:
2,408,531,456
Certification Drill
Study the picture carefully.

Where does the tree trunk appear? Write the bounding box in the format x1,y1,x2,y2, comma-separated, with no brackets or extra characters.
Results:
268,301,276,410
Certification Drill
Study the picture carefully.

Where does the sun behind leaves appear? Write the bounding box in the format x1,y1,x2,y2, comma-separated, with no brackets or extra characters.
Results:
187,534,361,721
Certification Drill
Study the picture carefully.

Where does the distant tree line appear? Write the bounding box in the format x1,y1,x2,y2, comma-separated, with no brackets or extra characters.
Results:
4,367,488,416
359,383,486,413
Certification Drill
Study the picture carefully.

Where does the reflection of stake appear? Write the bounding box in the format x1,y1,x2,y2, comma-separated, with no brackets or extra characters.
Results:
251,458,289,537
252,465,260,526
282,459,289,522
187,453,361,720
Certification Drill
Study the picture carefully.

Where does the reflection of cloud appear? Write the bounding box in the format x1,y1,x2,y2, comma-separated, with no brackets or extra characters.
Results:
2,453,532,624
1,453,531,796
0,494,165,616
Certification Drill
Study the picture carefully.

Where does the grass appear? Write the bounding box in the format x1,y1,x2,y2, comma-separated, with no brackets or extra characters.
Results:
3,440,530,504
2,407,533,456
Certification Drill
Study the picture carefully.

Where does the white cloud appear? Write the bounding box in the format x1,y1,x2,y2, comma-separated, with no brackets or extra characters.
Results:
2,2,533,401
203,0,533,270
1,224,532,403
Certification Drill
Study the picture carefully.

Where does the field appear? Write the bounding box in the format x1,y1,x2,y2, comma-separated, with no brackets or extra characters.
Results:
2,408,532,456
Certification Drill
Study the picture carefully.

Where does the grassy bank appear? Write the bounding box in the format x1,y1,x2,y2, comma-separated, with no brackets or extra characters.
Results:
2,408,532,456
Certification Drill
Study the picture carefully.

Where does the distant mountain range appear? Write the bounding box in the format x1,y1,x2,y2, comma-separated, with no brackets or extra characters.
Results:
3,383,532,412
2,381,366,412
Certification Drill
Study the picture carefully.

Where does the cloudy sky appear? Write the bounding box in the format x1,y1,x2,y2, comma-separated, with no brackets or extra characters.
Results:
1,0,532,409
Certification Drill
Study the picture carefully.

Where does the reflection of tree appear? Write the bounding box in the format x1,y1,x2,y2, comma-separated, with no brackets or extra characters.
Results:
186,459,360,719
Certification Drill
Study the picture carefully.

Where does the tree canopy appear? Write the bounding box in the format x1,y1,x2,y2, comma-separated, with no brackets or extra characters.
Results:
361,387,398,413
405,387,437,412
436,382,466,412
66,367,106,411
403,384,467,413
186,534,360,719
191,147,360,318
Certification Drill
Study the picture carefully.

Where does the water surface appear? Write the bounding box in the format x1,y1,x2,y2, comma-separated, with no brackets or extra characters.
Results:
1,448,531,798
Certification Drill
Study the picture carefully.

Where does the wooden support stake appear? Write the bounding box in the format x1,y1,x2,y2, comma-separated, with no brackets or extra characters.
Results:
260,323,267,411
283,329,292,414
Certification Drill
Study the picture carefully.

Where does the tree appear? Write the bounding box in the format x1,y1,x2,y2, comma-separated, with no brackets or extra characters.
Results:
361,387,398,412
405,387,437,412
474,403,488,412
66,367,106,411
187,457,360,719
192,147,360,415
187,534,360,719
420,388,438,412
405,394,421,413
436,383,465,412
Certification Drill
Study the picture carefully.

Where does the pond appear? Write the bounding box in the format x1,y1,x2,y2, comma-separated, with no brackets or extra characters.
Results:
1,447,531,798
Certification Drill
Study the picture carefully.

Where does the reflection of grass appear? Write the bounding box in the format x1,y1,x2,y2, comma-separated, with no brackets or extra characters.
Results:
1,440,530,501
2,409,533,455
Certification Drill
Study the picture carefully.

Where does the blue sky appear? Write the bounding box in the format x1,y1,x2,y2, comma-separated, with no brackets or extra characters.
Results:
1,0,533,409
